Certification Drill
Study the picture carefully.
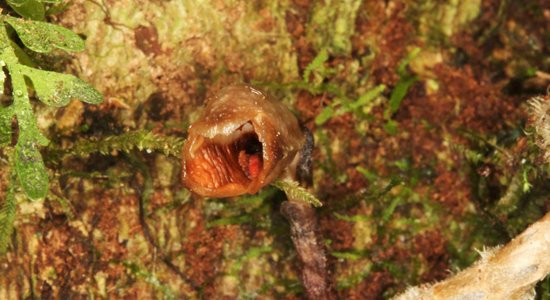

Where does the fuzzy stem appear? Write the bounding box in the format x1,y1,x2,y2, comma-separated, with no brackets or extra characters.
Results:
280,200,335,300
395,211,550,300
46,130,186,160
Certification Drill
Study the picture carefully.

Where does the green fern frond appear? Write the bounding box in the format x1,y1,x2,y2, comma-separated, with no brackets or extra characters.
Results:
490,172,524,217
0,173,17,254
0,14,103,201
67,130,185,157
450,142,484,164
272,179,323,207
303,48,329,83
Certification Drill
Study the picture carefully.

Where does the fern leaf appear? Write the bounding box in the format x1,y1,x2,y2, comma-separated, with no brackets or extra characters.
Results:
71,130,185,157
0,176,17,254
273,179,323,207
303,48,329,83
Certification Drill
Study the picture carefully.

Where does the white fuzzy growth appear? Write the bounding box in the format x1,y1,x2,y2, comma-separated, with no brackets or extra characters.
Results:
393,214,550,300
394,286,425,300
475,246,500,262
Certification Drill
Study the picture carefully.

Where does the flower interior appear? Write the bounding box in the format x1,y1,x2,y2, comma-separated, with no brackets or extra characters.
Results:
188,122,264,190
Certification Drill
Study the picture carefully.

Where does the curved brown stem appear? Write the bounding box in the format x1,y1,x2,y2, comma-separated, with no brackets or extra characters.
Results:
281,200,335,300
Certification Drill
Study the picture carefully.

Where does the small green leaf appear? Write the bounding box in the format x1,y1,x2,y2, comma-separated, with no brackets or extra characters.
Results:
21,65,103,107
346,84,386,111
15,132,48,200
303,48,329,82
334,212,371,223
382,197,402,221
386,76,417,118
315,106,334,126
331,251,364,261
383,47,421,119
207,215,251,228
397,47,421,76
273,179,323,207
522,169,532,193
7,0,45,21
4,16,85,53
394,158,410,171
383,119,399,135
355,166,377,182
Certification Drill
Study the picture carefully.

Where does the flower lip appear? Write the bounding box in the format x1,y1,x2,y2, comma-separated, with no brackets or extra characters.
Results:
182,85,305,198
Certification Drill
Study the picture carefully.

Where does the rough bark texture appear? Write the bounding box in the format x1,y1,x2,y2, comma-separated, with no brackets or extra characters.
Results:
1,1,549,299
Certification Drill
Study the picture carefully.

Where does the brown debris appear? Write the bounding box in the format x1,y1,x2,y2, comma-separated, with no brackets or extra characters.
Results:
320,216,355,251
134,25,162,57
413,231,450,282
182,199,235,289
346,271,394,300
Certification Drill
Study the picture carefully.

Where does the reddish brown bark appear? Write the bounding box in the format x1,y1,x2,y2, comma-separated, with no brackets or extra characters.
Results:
281,200,335,300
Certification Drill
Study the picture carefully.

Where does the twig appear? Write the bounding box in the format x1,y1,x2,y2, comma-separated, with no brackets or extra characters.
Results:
280,200,335,300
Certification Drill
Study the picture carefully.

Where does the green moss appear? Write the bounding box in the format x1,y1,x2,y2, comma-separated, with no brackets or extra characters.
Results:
1,1,549,298
306,0,362,55
124,261,176,300
414,0,482,42
60,130,185,158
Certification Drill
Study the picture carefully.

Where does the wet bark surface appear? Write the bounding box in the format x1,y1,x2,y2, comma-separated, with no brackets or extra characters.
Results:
0,0,549,299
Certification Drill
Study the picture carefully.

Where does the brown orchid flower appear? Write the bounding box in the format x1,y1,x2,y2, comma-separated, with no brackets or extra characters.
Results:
182,85,307,197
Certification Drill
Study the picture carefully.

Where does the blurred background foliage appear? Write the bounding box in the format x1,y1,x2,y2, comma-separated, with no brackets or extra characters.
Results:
0,0,549,299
